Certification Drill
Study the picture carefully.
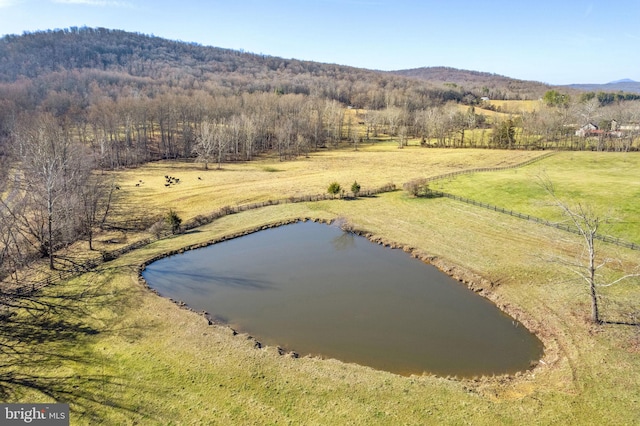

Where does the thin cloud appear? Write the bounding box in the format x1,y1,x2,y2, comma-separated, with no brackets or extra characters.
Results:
53,0,134,7
584,2,594,18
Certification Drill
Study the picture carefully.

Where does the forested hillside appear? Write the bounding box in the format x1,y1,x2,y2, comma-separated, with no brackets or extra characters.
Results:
0,27,479,109
389,66,552,100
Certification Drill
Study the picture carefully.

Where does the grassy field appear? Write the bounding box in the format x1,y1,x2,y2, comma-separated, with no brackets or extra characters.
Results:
104,144,544,230
3,146,640,424
431,151,640,244
486,100,542,114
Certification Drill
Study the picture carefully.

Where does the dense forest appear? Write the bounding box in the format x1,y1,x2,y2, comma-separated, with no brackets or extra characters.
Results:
1,27,640,279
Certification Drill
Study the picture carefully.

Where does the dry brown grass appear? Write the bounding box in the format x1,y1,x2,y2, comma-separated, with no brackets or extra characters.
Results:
109,145,546,224
487,99,542,114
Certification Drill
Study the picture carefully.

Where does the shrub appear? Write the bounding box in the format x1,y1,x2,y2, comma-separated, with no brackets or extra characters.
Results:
165,209,183,234
149,219,166,238
351,181,361,198
327,182,341,198
403,178,430,197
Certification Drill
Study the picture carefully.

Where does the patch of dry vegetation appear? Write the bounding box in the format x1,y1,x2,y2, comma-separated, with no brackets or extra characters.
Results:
108,146,544,225
487,99,542,114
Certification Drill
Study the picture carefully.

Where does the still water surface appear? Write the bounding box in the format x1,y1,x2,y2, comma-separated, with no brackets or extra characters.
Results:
143,221,543,376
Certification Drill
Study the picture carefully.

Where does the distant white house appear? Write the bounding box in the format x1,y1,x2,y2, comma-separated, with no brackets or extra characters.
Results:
575,122,628,138
575,123,598,137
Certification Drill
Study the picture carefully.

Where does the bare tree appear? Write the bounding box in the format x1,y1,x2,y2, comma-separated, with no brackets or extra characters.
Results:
541,177,640,323
193,121,217,170
12,114,88,269
77,172,116,250
348,114,360,151
242,114,257,161
0,206,29,283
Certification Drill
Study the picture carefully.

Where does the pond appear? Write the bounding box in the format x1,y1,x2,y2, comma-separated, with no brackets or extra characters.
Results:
142,221,543,377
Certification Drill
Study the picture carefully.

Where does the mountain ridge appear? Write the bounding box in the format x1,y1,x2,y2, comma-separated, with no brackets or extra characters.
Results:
0,27,637,103
564,80,640,94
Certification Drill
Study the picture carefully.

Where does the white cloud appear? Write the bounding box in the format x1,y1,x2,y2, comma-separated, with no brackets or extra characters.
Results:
53,0,133,7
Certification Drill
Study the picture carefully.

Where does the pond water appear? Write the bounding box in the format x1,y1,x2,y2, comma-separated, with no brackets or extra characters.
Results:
142,221,543,377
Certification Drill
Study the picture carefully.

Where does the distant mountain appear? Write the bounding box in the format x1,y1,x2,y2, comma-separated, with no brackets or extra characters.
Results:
388,66,552,99
608,78,637,84
564,80,640,94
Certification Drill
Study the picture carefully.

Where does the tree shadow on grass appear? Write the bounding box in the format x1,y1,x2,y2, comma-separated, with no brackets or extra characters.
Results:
0,265,164,423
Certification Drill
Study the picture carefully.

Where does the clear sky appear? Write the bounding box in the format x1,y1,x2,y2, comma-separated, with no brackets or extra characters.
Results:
1,0,639,85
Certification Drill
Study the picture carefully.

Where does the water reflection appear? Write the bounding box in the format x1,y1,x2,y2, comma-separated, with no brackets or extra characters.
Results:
332,232,356,251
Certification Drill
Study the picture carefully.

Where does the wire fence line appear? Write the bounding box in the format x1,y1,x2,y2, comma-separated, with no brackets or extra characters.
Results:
423,151,557,184
415,151,638,251
426,190,639,252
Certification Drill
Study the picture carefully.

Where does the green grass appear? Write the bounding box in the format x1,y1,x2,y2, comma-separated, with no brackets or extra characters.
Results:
432,151,640,244
2,148,640,424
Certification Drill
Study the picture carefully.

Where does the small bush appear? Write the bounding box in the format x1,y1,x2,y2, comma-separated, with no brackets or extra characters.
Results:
165,209,183,234
351,181,361,198
327,182,341,198
403,178,430,197
149,219,166,238
191,215,209,227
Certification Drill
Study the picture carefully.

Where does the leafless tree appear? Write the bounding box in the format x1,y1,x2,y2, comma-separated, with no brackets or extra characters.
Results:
11,114,88,269
541,177,640,323
324,100,344,147
193,121,217,170
77,171,116,250
0,206,29,283
347,114,360,151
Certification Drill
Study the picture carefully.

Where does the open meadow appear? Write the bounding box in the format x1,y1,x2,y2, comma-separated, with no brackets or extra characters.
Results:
487,99,542,114
3,145,640,424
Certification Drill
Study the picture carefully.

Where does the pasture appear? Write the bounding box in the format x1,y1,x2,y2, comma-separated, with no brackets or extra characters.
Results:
3,146,639,424
486,99,542,114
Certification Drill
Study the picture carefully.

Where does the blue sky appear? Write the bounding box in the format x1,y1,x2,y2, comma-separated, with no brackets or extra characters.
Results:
1,0,639,85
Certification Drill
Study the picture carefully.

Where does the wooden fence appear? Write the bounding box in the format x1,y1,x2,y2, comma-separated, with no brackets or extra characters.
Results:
418,151,638,251
423,151,556,184
426,190,639,251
